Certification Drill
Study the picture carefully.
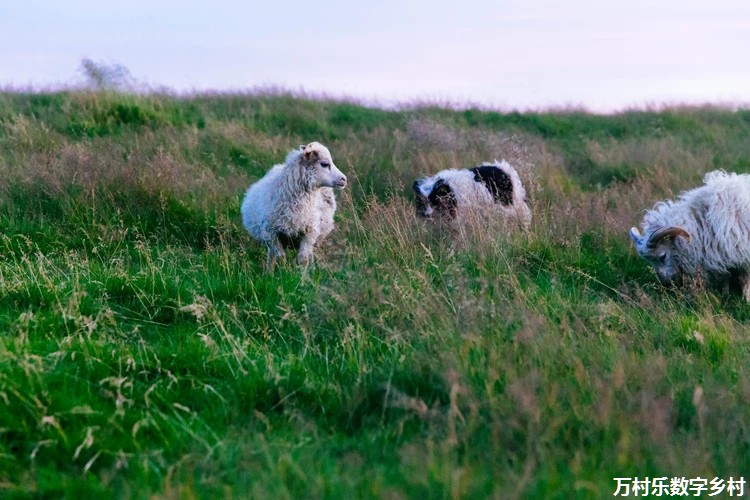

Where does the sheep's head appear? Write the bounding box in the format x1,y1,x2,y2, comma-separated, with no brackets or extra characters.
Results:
630,226,691,284
300,142,347,189
413,178,457,219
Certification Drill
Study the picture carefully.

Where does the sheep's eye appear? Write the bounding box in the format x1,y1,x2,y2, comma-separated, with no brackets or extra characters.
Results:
320,161,331,169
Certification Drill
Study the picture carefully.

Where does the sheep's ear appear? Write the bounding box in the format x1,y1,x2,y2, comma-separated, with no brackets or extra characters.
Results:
303,145,319,163
299,145,306,151
647,226,690,249
629,227,643,247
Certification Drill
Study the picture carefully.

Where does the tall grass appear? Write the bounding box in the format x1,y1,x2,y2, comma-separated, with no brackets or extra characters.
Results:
0,91,749,498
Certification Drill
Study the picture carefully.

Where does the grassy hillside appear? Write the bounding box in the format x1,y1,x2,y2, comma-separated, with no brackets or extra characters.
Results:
1,91,749,498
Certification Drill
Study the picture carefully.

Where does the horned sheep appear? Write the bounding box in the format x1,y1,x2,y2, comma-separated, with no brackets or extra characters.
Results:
413,160,532,228
630,170,750,300
241,142,347,270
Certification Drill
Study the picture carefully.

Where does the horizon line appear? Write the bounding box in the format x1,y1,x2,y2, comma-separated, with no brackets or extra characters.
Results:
2,81,749,117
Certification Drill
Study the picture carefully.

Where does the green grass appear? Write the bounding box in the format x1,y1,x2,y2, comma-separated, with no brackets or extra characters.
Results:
1,90,749,498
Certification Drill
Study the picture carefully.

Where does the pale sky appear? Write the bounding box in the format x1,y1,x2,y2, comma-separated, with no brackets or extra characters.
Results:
1,0,749,111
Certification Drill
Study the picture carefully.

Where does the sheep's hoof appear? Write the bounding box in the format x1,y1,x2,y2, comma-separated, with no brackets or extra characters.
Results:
298,253,314,267
742,278,750,303
265,258,276,272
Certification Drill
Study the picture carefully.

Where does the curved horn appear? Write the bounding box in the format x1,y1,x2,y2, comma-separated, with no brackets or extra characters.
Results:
629,227,643,245
647,227,691,248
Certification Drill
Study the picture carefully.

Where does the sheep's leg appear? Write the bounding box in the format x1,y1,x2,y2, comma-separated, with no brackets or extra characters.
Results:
265,239,286,272
741,274,750,303
297,235,317,267
265,246,276,272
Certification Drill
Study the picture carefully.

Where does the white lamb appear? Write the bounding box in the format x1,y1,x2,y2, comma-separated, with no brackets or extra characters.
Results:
630,170,750,300
241,142,347,270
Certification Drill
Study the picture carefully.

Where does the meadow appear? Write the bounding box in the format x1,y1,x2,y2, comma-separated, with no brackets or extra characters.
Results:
0,90,749,498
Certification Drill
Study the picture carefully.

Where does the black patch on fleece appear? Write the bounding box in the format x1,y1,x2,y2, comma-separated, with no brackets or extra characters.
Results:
469,165,513,206
428,178,457,217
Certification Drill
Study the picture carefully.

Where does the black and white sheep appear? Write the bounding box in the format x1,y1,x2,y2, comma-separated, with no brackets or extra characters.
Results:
630,170,750,300
241,142,347,270
413,160,532,227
